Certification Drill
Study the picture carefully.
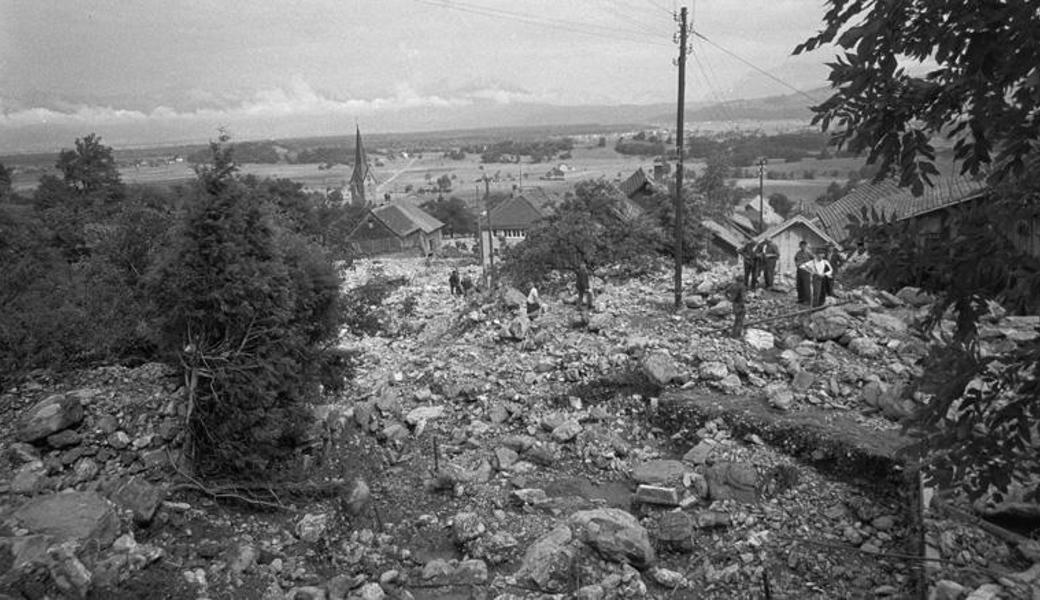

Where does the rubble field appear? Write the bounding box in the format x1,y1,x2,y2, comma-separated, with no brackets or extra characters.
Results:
2,257,1038,600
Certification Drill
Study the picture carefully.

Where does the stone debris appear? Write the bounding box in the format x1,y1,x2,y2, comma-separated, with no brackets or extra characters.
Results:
1,257,1034,599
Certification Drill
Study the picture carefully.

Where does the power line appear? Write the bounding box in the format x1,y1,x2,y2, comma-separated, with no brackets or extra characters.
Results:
691,29,823,103
411,0,672,47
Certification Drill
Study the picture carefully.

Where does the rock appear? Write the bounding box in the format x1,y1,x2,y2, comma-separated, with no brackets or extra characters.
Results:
692,510,731,528
698,361,728,381
422,558,455,582
16,394,85,443
586,313,611,332
109,476,165,524
705,462,758,504
514,525,577,593
685,295,706,309
71,457,100,485
405,405,445,427
47,540,93,599
633,485,680,506
965,584,1003,600
849,337,882,358
872,515,896,531
452,512,485,544
7,441,41,465
381,422,408,444
501,315,531,340
764,384,793,411
708,300,733,317
227,542,258,576
11,460,47,494
343,477,371,516
107,431,130,450
494,447,519,469
803,307,851,341
896,286,934,307
501,286,527,309
576,584,606,600
12,492,119,550
868,312,909,334
569,508,655,568
743,328,775,351
790,370,814,393
656,511,694,552
877,290,904,307
929,580,967,600
453,558,488,584
511,488,550,507
632,459,687,485
295,513,328,543
350,583,382,600
46,429,82,449
551,420,583,443
682,440,717,465
286,586,326,600
647,566,687,589
641,351,682,387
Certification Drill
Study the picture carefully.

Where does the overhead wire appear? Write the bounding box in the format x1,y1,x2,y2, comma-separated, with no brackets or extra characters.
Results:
691,29,824,103
410,0,673,47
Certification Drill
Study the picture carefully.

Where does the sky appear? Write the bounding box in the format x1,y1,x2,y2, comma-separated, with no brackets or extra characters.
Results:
0,0,837,153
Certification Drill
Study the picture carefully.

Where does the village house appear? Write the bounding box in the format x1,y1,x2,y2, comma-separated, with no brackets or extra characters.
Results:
478,193,546,266
347,201,444,256
752,214,840,277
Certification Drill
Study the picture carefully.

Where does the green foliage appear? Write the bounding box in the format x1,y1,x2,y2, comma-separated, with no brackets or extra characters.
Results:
636,190,707,264
478,138,574,163
614,139,666,157
768,193,794,219
56,133,124,198
796,0,1040,192
695,153,742,222
0,162,12,199
188,140,282,164
500,180,658,286
847,176,1040,500
151,138,345,475
421,195,477,236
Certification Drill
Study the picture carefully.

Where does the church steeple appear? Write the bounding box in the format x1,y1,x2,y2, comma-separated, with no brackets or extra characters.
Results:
349,125,372,207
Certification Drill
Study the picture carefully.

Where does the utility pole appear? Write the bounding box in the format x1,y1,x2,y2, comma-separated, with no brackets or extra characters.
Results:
484,175,495,289
758,158,766,233
672,5,690,310
477,183,485,283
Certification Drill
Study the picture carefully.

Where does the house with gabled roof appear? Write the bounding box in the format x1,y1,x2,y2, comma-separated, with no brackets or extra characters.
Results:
347,201,444,256
814,175,988,244
619,167,662,199
752,214,841,277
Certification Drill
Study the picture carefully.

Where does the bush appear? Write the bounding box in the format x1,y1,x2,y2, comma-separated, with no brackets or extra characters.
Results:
150,139,345,476
342,274,408,336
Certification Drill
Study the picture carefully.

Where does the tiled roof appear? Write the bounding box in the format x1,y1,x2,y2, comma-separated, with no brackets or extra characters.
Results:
619,168,660,198
371,202,444,238
487,195,545,230
753,214,839,246
814,176,988,241
703,219,748,251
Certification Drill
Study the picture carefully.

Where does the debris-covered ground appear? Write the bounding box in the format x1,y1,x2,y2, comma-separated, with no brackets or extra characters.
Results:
2,257,1038,600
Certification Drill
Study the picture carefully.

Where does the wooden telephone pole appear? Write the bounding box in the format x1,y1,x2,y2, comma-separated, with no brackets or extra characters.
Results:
673,5,690,309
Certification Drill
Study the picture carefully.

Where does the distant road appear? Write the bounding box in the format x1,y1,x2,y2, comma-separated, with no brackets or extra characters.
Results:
376,157,418,193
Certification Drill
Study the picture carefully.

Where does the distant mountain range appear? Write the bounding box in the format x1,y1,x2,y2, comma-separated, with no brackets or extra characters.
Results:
0,87,832,155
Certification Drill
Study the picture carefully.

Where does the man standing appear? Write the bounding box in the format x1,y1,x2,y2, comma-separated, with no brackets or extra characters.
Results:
576,263,593,312
449,269,462,296
759,237,780,290
794,241,813,304
800,250,834,307
823,245,845,297
726,275,747,339
739,241,760,290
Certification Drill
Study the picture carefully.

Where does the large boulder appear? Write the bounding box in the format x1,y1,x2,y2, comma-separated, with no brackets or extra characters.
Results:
867,312,909,334
698,361,729,381
848,337,882,358
631,459,687,485
641,351,682,387
501,287,527,309
108,476,165,525
514,525,578,593
705,462,759,504
743,328,775,351
11,492,119,550
895,286,934,307
569,508,655,568
803,307,852,341
708,300,733,318
17,394,85,443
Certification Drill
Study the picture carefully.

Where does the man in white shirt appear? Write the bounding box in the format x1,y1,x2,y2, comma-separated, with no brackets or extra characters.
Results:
800,250,833,307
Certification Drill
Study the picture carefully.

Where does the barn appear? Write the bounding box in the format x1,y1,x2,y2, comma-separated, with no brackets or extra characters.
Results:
347,201,444,256
752,215,840,277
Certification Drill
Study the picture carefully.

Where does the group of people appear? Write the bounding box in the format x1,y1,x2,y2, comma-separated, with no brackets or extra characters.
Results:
795,241,844,308
448,269,476,297
738,238,781,290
